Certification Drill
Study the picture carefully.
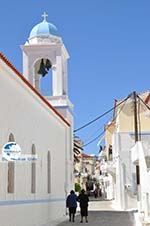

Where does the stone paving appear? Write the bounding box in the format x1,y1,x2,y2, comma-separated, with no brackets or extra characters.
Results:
56,200,136,226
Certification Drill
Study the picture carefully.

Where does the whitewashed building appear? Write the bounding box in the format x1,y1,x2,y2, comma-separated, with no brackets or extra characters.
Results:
0,13,73,226
102,92,150,219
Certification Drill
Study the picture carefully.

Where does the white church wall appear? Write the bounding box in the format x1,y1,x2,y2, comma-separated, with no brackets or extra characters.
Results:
0,58,72,226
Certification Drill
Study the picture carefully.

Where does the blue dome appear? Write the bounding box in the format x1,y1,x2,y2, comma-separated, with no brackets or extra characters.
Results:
29,19,58,39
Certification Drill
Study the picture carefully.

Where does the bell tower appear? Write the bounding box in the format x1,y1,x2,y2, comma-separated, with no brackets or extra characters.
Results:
21,13,73,124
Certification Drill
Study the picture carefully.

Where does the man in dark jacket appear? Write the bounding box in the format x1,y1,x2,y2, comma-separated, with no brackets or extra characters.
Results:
66,190,77,222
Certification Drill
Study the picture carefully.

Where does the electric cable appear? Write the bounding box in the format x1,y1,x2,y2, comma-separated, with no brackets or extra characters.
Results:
74,93,132,133
83,96,120,143
112,93,130,122
83,130,105,147
82,94,130,148
83,125,104,143
82,92,149,150
136,94,150,140
137,94,150,111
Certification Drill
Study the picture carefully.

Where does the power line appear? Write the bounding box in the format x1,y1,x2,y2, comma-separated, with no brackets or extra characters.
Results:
83,130,105,147
84,125,104,143
82,93,130,148
137,94,150,111
80,92,150,149
74,93,132,133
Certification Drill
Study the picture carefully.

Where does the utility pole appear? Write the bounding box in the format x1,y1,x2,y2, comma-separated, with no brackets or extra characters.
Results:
133,91,140,188
133,91,139,142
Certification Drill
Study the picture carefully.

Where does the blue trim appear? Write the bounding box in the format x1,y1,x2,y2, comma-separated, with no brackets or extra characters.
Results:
0,198,65,206
130,132,150,136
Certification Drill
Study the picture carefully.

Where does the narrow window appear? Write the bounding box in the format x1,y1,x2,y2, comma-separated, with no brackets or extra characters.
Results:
47,151,51,193
7,133,15,193
8,162,15,193
8,133,15,142
31,144,36,193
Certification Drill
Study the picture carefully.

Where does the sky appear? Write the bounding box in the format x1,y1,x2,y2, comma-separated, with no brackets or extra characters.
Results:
0,0,150,155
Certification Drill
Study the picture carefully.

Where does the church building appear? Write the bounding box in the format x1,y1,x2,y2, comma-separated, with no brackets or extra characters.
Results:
0,13,73,226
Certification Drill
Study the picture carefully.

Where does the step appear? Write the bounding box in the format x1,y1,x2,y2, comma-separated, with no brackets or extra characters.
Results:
142,223,150,226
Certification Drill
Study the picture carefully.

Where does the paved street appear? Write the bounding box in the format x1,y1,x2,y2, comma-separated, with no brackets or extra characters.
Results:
56,200,136,226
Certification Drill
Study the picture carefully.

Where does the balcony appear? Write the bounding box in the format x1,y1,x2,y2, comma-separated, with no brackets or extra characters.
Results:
131,142,150,167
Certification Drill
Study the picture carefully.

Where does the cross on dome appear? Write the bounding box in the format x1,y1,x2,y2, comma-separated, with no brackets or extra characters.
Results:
42,12,48,21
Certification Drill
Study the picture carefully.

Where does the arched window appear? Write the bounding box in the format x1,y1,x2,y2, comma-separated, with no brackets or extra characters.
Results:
31,144,36,193
8,133,15,142
7,133,15,193
47,151,51,193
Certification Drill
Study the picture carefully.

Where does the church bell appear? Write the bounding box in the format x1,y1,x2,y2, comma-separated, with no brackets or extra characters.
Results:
45,59,52,70
37,59,48,77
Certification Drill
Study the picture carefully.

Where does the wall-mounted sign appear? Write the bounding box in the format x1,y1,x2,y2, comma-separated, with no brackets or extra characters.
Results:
2,142,37,161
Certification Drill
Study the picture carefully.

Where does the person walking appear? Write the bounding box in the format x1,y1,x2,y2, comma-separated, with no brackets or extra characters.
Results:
66,190,77,222
77,189,89,223
94,188,98,198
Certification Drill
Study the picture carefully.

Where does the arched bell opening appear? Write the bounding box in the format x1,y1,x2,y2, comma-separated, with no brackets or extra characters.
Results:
34,58,53,96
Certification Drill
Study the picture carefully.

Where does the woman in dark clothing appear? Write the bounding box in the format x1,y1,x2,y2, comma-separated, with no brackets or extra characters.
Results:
66,190,77,222
77,189,89,223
